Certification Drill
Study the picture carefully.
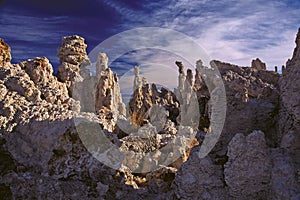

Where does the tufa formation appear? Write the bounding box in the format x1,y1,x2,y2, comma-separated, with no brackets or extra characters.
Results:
0,28,300,199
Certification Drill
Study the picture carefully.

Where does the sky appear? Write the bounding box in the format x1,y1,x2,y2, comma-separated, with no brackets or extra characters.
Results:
0,0,300,73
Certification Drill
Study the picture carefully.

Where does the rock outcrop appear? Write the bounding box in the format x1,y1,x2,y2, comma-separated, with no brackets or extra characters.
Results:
251,58,266,70
19,57,71,106
0,39,11,66
209,60,280,159
1,27,300,199
95,60,126,117
0,55,79,132
291,27,300,62
129,79,179,127
174,150,227,200
224,131,271,199
57,35,90,95
175,129,300,200
279,28,300,138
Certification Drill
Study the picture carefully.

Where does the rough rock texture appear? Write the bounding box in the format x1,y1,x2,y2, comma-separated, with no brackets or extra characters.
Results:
1,117,145,199
96,53,109,78
210,60,280,157
57,35,90,95
274,28,300,199
0,56,79,132
270,137,300,200
95,67,126,116
1,27,300,199
175,129,300,200
93,52,126,132
129,81,179,127
224,131,271,199
279,28,300,139
251,58,266,70
0,38,11,66
19,57,71,106
174,150,227,200
133,66,142,91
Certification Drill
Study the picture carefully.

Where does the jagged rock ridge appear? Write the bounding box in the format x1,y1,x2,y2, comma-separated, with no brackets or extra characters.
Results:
0,27,299,199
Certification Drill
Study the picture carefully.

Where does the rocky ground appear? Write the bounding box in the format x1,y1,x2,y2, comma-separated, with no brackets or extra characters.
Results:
0,28,299,199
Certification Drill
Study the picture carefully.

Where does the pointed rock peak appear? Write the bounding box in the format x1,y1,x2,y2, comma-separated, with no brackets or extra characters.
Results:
96,52,109,77
196,59,203,69
0,38,11,66
291,27,300,61
142,77,148,85
175,61,184,74
133,66,142,91
186,68,194,86
296,27,300,46
251,58,266,70
134,65,140,74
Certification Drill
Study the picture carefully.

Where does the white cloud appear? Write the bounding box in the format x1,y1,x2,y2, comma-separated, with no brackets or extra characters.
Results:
105,0,300,69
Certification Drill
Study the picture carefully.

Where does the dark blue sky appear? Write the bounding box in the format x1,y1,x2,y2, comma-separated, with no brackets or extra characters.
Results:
0,0,300,72
0,0,124,67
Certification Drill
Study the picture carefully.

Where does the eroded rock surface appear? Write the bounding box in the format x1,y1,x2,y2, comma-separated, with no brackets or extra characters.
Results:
251,58,266,70
279,28,300,139
19,57,71,106
224,131,271,199
1,27,300,199
0,39,11,66
211,60,280,157
174,152,227,200
95,67,126,116
57,35,90,95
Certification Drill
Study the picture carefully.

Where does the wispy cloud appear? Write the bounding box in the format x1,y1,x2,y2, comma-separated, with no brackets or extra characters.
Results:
0,7,69,65
103,0,300,69
1,0,299,72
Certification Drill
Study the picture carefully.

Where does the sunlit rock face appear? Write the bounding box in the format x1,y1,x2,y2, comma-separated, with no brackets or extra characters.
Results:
95,61,126,117
0,43,80,132
57,35,90,95
19,57,71,106
129,82,180,127
0,38,11,66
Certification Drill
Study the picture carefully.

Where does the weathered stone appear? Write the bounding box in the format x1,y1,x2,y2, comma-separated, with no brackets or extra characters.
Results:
20,57,71,107
133,66,142,92
174,152,227,200
175,61,184,74
57,35,89,65
0,63,41,102
0,39,11,66
270,148,300,200
251,58,266,70
95,66,126,117
279,28,300,136
57,35,90,95
224,131,272,199
96,52,109,78
1,28,300,199
291,27,300,62
186,69,193,87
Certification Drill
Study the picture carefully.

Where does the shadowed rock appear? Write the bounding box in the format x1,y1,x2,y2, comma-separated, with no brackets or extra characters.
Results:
251,58,266,70
175,61,184,74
